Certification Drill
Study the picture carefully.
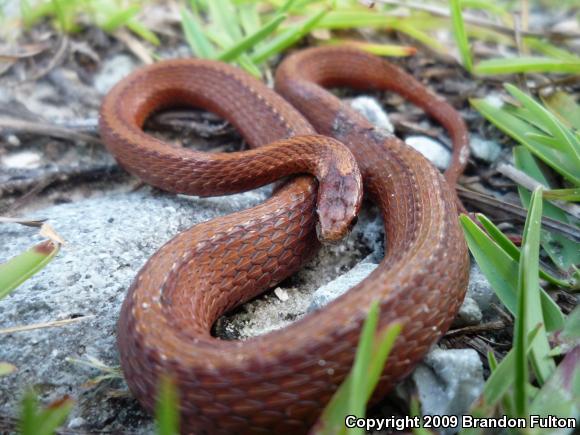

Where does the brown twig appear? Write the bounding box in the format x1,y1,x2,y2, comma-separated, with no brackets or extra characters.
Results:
0,316,94,335
26,35,70,82
497,163,580,218
445,321,508,339
114,28,154,65
0,216,46,227
0,164,122,206
0,117,101,144
147,110,234,137
0,41,52,60
458,186,580,242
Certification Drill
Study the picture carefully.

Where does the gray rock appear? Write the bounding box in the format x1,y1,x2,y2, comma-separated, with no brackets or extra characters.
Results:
453,296,483,327
0,188,268,432
0,184,380,430
349,96,395,133
94,55,137,95
308,262,378,312
466,262,497,317
405,135,451,170
2,150,42,169
470,134,502,163
413,347,484,435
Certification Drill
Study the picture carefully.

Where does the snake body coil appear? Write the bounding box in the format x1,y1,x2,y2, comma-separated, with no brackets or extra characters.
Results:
99,47,470,434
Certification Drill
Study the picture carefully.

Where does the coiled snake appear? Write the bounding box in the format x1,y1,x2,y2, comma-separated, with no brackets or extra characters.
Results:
99,47,470,434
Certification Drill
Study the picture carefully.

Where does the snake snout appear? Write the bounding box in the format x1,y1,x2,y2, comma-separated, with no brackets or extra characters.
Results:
315,159,363,244
316,191,361,244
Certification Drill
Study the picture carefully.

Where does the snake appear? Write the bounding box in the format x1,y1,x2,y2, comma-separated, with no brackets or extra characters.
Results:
99,46,470,434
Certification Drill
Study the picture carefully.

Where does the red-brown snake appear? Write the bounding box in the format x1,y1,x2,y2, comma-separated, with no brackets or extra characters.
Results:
99,47,470,434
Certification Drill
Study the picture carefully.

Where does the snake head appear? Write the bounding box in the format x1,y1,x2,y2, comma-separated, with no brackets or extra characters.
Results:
315,163,363,244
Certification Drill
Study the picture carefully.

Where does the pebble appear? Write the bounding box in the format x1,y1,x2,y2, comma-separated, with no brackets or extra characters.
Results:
413,347,484,435
405,135,452,170
2,151,42,169
349,96,395,133
308,262,378,312
94,55,137,95
470,134,502,163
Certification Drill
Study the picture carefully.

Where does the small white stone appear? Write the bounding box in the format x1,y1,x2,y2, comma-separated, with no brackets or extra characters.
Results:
453,296,483,327
413,347,484,435
470,134,502,163
273,288,289,302
309,262,378,312
405,136,451,170
2,151,42,169
94,55,136,95
68,417,86,429
349,96,394,133
7,134,20,146
484,94,504,108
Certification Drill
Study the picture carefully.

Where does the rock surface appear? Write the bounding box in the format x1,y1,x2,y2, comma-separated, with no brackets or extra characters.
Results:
0,185,375,431
0,188,264,431
413,347,485,435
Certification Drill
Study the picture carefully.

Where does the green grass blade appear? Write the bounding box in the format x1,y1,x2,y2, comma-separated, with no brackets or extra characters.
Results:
459,215,564,332
349,301,379,418
100,5,139,32
19,390,73,435
237,54,262,77
391,21,448,53
449,0,472,71
487,350,498,371
543,188,580,202
542,91,580,130
20,0,35,27
20,390,40,433
561,306,580,341
314,303,400,435
216,14,287,62
506,84,580,164
126,21,160,46
326,39,417,57
51,0,75,33
278,0,299,14
474,57,580,75
460,0,511,23
530,346,580,419
482,324,542,406
365,323,401,398
207,0,242,42
0,241,60,300
476,213,572,288
514,146,580,273
524,38,580,62
155,376,179,435
238,3,261,37
471,98,580,185
250,8,327,64
318,9,396,29
518,187,555,387
180,8,215,59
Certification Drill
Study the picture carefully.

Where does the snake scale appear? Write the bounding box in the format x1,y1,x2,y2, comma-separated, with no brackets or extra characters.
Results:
99,47,470,434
